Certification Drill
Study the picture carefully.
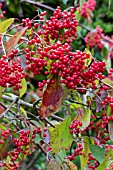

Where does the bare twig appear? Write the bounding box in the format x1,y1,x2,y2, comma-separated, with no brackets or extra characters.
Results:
20,0,55,12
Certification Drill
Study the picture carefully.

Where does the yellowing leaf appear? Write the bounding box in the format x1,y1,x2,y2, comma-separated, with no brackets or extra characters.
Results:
19,78,27,98
50,116,73,154
80,109,92,130
0,18,14,33
0,86,4,98
5,27,27,56
102,78,113,87
80,137,91,170
64,160,77,170
47,159,62,170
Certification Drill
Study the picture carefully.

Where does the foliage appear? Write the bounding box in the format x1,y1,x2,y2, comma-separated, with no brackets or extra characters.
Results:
0,0,113,170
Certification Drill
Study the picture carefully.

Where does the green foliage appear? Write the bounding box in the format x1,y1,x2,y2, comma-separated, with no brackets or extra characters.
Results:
50,116,73,153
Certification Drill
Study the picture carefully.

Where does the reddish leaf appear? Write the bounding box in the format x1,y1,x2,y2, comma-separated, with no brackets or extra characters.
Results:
108,122,113,141
0,136,13,159
38,79,66,118
5,27,27,56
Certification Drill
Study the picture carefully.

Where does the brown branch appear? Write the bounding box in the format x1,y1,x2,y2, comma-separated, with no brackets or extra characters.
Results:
20,0,55,11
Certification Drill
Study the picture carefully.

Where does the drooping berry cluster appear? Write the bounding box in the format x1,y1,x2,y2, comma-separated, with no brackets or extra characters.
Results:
77,0,96,20
85,26,104,49
0,55,25,90
0,126,42,170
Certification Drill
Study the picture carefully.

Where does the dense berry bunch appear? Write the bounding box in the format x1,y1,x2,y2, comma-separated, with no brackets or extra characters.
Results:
0,126,42,170
25,7,106,91
0,55,25,89
77,0,96,20
85,26,104,49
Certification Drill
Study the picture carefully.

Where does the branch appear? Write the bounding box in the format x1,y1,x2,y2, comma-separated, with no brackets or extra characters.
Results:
20,0,55,12
26,150,42,170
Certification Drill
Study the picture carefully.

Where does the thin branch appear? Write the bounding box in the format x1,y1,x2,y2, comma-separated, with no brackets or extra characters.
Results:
20,0,55,12
0,96,19,119
2,94,33,108
43,118,55,128
26,150,42,170
51,115,64,121
37,143,47,156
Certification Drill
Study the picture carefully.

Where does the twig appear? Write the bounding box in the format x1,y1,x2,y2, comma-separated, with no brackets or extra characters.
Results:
51,115,64,121
0,96,19,119
43,118,55,128
20,0,55,12
26,150,42,170
37,143,47,156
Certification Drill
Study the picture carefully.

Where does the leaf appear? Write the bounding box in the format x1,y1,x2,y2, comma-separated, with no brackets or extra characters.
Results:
50,116,73,154
0,136,13,159
39,79,68,118
0,86,4,98
80,137,91,170
0,18,14,33
47,159,62,170
5,27,27,56
102,78,113,87
0,124,7,131
89,145,106,164
62,0,68,5
63,160,77,170
96,90,107,112
102,78,113,96
20,106,27,117
96,149,113,170
80,0,85,10
80,109,92,130
107,0,111,14
19,78,27,98
108,121,113,141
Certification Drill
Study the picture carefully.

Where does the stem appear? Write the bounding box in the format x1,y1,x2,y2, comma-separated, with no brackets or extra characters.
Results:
0,97,19,119
20,0,55,12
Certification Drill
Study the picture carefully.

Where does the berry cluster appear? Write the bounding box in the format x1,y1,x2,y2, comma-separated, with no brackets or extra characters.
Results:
24,7,106,91
77,0,96,20
0,126,42,170
85,26,104,49
0,55,25,90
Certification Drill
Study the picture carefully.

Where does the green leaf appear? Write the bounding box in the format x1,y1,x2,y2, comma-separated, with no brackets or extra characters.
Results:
80,137,91,170
0,124,7,131
34,134,41,144
20,106,27,117
5,27,27,56
80,109,92,130
0,86,4,98
107,0,112,14
19,78,27,98
55,149,66,165
50,116,73,154
96,149,113,170
89,145,106,164
80,0,85,10
62,0,68,5
0,18,14,33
